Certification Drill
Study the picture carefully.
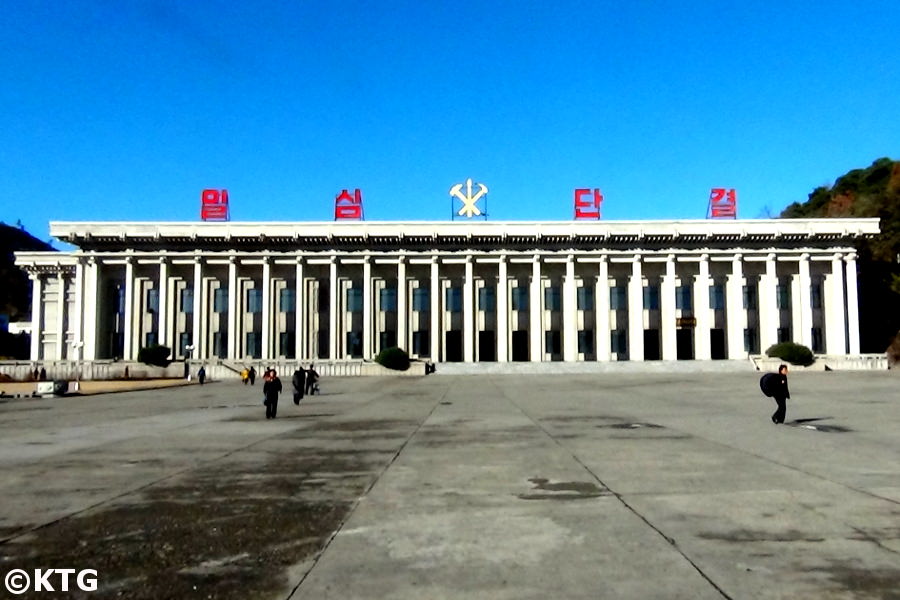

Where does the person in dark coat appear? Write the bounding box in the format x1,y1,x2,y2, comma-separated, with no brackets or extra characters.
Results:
248,366,257,385
292,366,306,405
305,364,319,396
761,364,791,424
198,366,206,385
263,369,282,419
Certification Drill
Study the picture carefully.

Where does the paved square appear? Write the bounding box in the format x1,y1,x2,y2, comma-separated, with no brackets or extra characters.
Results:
0,371,898,599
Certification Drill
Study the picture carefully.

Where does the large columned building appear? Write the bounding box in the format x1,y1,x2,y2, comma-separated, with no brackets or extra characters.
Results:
15,219,878,364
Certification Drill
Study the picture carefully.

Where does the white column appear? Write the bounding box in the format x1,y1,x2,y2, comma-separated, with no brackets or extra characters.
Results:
497,257,509,362
430,258,440,361
192,258,203,360
82,258,98,360
72,260,84,360
627,257,644,361
294,259,304,360
562,256,577,361
661,255,677,360
795,254,812,348
595,257,610,361
30,274,42,360
261,258,272,360
825,253,847,354
227,256,238,359
529,256,542,362
363,257,373,358
694,254,711,360
157,258,168,348
396,258,407,352
725,255,744,359
55,273,66,360
123,258,135,360
845,253,860,355
463,256,474,362
758,254,778,353
329,258,338,360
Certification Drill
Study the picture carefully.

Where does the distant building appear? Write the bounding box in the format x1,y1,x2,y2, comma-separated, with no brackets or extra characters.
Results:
14,218,878,363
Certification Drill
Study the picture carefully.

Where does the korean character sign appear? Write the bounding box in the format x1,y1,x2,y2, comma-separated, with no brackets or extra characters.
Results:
334,189,364,220
574,189,603,220
200,189,230,221
708,188,737,219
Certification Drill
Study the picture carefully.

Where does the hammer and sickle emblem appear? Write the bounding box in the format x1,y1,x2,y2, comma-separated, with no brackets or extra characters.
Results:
449,178,488,218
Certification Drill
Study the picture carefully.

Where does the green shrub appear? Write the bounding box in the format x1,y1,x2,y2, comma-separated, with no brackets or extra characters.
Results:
765,342,814,366
375,346,410,371
138,345,171,367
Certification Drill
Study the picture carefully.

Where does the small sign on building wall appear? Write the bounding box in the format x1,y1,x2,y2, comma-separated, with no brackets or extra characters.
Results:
201,189,230,221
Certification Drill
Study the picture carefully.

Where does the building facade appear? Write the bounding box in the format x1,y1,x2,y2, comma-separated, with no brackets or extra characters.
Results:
15,219,878,364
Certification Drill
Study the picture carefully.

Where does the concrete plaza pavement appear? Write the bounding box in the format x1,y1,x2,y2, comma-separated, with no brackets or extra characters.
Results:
0,370,898,599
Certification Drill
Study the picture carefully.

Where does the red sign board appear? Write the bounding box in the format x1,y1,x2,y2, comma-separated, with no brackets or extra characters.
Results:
200,189,229,221
335,189,364,220
708,188,737,218
574,188,603,220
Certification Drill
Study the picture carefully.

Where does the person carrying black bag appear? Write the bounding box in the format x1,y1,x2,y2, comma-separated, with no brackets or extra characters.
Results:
292,366,306,405
760,364,790,424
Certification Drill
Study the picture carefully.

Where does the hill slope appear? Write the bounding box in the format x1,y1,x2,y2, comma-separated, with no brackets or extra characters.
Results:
780,158,900,354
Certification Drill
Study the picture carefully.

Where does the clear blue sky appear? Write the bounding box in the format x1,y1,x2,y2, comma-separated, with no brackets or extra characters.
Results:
2,1,898,244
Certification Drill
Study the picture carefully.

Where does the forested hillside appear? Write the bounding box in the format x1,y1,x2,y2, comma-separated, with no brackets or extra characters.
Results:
781,158,900,354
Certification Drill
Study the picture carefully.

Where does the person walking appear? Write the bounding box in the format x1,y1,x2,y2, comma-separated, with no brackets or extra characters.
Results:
760,364,791,424
263,369,283,419
241,368,249,385
292,365,306,405
305,364,319,396
198,366,206,385
248,366,257,385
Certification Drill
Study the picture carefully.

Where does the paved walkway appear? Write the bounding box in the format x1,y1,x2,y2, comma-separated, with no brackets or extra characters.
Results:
0,372,897,599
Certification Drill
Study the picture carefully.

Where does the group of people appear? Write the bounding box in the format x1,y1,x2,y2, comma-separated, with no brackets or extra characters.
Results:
260,364,320,420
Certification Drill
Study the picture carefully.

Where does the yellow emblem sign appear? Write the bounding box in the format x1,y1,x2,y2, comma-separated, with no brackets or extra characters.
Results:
449,178,488,218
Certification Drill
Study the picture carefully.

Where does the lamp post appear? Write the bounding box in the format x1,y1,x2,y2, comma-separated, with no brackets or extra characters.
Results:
185,344,195,380
71,340,84,391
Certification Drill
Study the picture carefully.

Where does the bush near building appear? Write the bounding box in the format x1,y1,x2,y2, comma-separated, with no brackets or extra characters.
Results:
137,345,171,367
375,347,410,371
766,342,815,366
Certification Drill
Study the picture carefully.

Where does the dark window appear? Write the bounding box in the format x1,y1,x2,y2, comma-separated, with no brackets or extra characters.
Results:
147,288,159,313
247,289,263,314
811,327,823,352
380,288,397,312
181,288,194,314
145,331,157,347
347,288,363,312
179,332,191,356
413,288,429,311
610,286,626,310
611,330,627,354
412,330,429,356
777,327,791,343
676,285,692,310
810,284,822,309
346,331,362,357
743,285,757,310
214,288,228,313
545,330,561,354
280,332,295,358
512,286,528,311
643,285,660,310
544,286,561,311
709,285,725,310
577,286,594,310
776,284,791,310
479,286,496,312
445,287,462,313
744,328,759,353
280,288,295,313
246,332,261,358
578,330,594,354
